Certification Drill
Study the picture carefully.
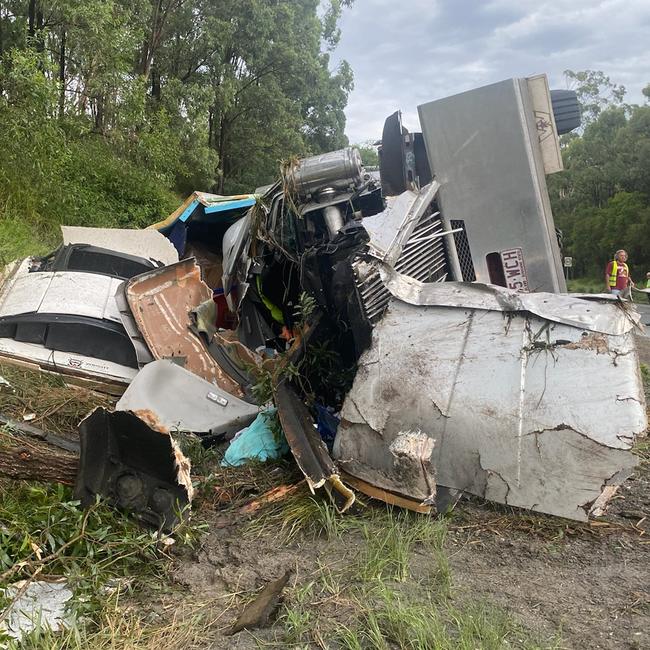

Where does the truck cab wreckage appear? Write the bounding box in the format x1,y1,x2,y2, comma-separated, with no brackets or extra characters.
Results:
0,74,646,529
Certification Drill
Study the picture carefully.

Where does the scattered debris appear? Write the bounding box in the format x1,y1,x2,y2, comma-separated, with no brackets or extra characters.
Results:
75,408,192,531
0,413,80,454
340,471,433,514
227,570,291,635
0,579,73,641
0,73,645,531
238,483,304,516
275,381,355,513
116,359,259,442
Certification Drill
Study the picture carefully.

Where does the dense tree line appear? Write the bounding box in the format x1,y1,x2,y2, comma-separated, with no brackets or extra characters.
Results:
549,71,650,282
0,0,354,259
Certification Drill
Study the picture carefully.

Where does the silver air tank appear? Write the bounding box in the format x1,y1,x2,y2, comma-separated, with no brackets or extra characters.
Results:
322,205,345,238
287,147,363,199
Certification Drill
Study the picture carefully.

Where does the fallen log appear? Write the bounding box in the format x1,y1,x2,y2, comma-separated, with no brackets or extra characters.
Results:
0,441,78,485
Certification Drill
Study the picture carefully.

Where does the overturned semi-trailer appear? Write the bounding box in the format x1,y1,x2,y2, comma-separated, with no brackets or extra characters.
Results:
2,74,643,526
222,74,644,521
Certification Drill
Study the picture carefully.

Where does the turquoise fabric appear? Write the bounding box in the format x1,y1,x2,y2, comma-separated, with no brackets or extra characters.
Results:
221,408,289,466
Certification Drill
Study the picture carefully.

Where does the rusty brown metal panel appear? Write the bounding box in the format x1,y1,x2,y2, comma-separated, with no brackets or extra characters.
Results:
125,259,244,398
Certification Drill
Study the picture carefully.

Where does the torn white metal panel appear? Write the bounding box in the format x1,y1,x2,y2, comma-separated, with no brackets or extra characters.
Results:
379,266,641,336
0,258,49,315
0,264,122,324
40,274,123,323
61,226,179,266
1,579,73,640
116,360,259,437
0,259,30,310
334,280,646,520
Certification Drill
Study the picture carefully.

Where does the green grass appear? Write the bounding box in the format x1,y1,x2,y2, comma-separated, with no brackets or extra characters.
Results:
0,483,164,615
0,216,55,264
0,481,210,648
264,491,558,649
566,277,605,293
0,368,566,649
2,595,228,650
246,487,357,542
0,362,115,436
0,477,565,649
355,509,447,584
640,362,650,402
280,581,315,646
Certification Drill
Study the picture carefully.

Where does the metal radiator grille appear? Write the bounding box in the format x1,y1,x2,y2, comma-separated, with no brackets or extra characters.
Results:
450,220,476,282
355,209,449,323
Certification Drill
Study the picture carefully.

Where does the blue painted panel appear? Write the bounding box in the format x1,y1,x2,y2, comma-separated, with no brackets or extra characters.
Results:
178,199,200,223
203,197,256,214
167,220,187,255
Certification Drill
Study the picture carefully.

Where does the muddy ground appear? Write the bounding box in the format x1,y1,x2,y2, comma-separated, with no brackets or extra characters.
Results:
135,449,649,650
448,477,650,650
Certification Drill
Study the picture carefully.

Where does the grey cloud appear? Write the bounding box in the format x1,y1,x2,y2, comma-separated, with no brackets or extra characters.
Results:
334,0,650,143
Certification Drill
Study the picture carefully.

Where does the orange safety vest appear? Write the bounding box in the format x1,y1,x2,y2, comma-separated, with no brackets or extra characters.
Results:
608,260,629,287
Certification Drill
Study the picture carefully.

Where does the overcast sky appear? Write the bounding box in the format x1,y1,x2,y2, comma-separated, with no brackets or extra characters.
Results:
333,0,650,143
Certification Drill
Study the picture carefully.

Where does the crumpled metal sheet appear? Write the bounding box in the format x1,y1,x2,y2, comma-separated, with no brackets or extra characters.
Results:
360,183,440,263
334,282,647,520
379,266,642,336
124,258,244,397
116,359,259,438
0,259,123,323
61,226,179,266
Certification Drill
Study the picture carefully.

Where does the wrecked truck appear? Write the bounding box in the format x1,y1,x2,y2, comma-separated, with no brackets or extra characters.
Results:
212,73,645,521
1,73,645,529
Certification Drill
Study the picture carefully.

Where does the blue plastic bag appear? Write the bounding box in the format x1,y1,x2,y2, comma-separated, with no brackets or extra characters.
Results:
221,408,289,467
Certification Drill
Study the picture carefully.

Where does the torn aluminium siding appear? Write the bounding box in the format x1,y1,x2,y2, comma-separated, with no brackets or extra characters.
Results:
60,226,179,267
333,274,647,521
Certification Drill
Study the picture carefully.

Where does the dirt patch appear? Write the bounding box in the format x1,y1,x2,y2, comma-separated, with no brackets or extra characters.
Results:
447,506,649,649
138,450,649,649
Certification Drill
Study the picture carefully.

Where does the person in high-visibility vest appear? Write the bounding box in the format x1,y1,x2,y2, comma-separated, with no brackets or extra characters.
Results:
605,249,634,297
